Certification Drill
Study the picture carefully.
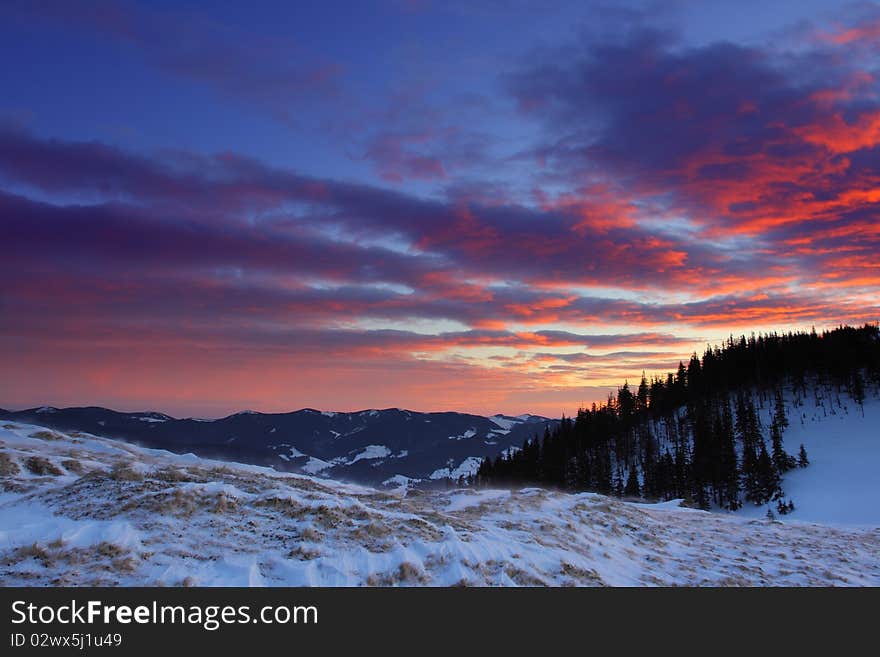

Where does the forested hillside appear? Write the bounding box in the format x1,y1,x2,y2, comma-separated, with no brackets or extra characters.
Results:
476,325,880,514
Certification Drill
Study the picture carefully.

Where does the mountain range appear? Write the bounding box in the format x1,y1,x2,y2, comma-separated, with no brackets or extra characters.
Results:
0,405,556,487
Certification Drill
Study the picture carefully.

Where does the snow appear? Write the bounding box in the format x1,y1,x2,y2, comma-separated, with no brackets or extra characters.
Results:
448,428,477,440
446,489,510,511
732,392,880,526
346,445,391,464
136,416,167,423
382,475,421,489
300,457,332,475
285,446,306,459
179,481,252,499
0,420,878,587
429,456,484,480
489,415,518,431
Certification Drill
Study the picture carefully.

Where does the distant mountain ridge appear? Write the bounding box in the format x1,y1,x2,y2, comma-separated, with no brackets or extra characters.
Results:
0,405,556,487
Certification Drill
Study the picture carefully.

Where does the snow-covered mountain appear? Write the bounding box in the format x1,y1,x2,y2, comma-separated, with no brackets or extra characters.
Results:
1,420,877,586
0,406,555,488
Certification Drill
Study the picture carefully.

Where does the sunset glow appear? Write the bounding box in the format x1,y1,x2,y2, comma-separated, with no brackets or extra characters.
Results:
2,1,880,417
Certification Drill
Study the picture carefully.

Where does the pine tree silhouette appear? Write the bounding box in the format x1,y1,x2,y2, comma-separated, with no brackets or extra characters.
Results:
798,444,810,468
624,468,641,498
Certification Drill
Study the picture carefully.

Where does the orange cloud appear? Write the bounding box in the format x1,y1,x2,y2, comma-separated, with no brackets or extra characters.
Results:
794,111,880,154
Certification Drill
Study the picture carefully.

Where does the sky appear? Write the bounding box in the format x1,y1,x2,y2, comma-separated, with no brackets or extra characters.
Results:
2,0,880,418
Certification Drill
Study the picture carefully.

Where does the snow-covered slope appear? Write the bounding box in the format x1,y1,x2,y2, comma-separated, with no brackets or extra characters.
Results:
735,391,880,526
1,422,877,586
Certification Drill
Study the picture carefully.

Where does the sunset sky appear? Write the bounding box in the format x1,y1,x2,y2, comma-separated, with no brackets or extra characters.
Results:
2,0,880,418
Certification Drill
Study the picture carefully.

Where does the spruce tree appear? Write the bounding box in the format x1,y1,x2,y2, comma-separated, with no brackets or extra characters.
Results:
720,403,740,509
770,421,794,473
798,443,810,468
637,374,649,412
624,468,641,498
741,441,760,504
773,389,789,430
756,441,781,504
851,371,866,417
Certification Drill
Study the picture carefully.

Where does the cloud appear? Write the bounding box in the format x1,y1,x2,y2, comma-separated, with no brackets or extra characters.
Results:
508,22,880,250
2,125,877,350
0,127,729,295
5,3,880,416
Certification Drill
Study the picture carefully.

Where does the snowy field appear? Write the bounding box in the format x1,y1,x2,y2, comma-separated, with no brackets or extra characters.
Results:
1,421,878,586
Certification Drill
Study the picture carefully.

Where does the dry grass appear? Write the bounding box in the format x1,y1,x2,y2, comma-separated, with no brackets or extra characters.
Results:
29,430,62,441
97,542,126,559
367,561,429,586
211,492,237,514
254,496,307,518
287,545,322,560
504,565,549,586
24,456,64,476
124,488,198,517
299,526,323,542
0,451,20,476
2,539,141,579
312,504,358,530
560,562,605,585
3,542,54,567
110,462,144,481
61,459,85,475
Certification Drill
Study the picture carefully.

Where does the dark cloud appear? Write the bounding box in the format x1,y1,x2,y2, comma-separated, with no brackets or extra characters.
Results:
507,22,880,251
0,128,726,294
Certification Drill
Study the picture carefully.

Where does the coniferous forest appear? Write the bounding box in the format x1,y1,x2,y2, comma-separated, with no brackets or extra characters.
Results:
475,324,880,512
